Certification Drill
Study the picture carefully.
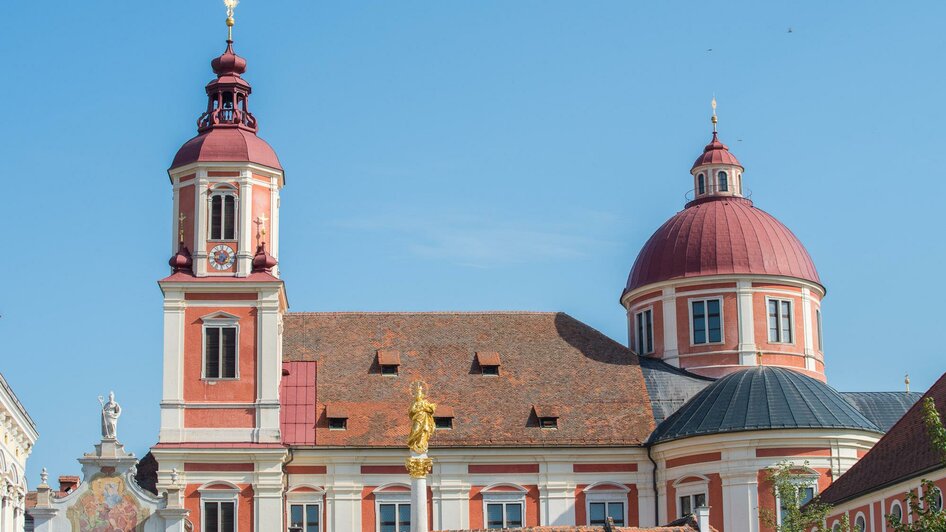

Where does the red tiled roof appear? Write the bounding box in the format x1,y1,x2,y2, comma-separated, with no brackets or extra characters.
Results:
691,132,742,170
281,312,655,448
476,351,502,366
377,350,401,365
817,372,946,505
624,197,821,295
158,271,282,283
171,123,282,171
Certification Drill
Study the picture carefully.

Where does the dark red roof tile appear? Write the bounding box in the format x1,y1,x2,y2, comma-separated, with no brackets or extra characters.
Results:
281,312,655,448
817,372,946,505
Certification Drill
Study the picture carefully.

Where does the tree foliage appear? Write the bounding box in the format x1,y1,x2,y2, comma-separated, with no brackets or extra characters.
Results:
759,461,849,532
885,397,946,531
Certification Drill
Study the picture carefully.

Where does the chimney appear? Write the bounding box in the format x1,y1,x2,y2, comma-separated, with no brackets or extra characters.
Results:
58,475,80,494
695,505,710,531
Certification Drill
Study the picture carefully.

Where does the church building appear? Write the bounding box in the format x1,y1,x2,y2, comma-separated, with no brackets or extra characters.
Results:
32,10,927,532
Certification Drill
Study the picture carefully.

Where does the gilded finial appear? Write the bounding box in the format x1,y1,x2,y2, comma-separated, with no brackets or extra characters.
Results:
178,212,186,244
224,0,239,41
711,95,718,133
757,350,764,365
905,373,911,394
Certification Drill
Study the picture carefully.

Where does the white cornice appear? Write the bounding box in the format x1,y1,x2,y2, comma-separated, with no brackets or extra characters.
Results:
621,273,826,308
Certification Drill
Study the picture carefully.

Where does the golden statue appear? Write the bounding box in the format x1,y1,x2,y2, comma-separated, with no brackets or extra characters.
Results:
407,380,436,454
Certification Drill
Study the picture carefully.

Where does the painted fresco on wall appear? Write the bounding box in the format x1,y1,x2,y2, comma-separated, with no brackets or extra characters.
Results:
66,474,148,532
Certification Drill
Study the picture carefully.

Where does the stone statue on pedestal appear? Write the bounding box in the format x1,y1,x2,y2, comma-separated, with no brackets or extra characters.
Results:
98,391,122,440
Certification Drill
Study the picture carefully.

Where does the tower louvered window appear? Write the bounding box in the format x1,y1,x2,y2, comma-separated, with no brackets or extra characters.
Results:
210,194,237,240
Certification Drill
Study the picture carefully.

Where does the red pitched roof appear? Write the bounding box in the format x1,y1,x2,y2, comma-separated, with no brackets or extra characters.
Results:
280,312,655,448
817,372,946,505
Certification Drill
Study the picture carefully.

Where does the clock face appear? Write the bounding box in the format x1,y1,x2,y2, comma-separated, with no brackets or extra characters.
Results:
209,244,236,270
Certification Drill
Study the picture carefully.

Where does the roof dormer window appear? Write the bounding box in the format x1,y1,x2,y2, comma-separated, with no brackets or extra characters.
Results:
476,352,501,376
434,406,454,430
533,405,559,429
377,350,400,376
325,404,348,431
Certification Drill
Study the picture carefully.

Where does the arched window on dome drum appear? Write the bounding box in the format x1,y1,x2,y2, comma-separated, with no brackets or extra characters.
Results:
718,171,728,192
210,193,237,241
697,174,705,195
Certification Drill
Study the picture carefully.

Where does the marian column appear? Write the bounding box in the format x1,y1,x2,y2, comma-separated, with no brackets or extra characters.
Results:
405,381,436,532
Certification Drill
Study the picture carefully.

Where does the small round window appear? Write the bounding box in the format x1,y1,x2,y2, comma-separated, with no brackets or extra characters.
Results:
890,501,903,522
934,487,944,512
855,515,866,532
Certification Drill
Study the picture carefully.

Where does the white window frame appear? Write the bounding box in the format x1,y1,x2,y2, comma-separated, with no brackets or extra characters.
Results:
766,297,795,344
774,472,818,526
584,483,629,527
374,487,411,532
816,308,823,352
688,297,724,346
854,512,867,531
201,312,241,380
673,476,709,518
208,186,239,242
889,500,903,524
199,483,240,532
634,307,655,355
482,485,527,529
287,487,324,532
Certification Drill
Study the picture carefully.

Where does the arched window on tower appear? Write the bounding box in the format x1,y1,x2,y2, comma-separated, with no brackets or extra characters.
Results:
210,188,237,241
698,174,705,195
718,171,728,192
222,92,235,122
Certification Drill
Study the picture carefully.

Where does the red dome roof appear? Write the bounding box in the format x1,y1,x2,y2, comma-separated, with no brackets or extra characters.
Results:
692,132,742,170
624,197,821,295
171,128,282,170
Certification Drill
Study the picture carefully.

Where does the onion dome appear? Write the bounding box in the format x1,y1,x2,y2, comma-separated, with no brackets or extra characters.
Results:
624,196,821,294
649,367,881,444
168,243,193,273
170,40,282,171
251,243,278,273
692,132,742,170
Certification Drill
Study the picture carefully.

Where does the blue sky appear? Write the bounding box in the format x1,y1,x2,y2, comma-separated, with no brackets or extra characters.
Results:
3,1,945,484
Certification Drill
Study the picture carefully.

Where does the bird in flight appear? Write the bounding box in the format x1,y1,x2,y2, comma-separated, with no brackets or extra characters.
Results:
787,27,793,33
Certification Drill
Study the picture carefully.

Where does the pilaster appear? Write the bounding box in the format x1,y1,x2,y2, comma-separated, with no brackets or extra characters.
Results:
737,280,758,366
801,287,816,371
160,289,186,442
236,173,253,277
720,471,760,532
661,287,679,366
194,169,209,276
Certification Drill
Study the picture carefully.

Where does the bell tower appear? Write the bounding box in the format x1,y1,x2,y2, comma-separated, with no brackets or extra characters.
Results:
158,5,287,445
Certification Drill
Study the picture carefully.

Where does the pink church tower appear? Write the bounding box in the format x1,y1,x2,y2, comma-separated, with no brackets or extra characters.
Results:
153,8,288,530
621,104,826,381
